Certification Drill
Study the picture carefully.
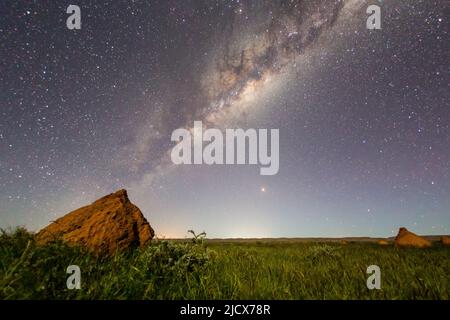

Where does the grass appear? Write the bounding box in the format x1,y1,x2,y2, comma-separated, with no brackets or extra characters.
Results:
0,228,449,299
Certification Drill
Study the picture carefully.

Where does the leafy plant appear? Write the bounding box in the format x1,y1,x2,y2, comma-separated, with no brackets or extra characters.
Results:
188,230,207,245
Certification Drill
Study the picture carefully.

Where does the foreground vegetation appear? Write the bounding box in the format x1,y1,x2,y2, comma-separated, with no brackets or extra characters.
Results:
0,228,449,299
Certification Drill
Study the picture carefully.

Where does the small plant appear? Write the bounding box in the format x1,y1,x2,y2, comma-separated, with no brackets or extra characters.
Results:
188,230,207,245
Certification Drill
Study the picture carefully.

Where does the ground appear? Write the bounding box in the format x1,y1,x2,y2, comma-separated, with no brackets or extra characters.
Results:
1,229,449,299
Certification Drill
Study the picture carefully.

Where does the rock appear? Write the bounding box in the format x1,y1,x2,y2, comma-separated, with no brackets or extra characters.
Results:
36,189,155,255
441,236,450,246
377,239,389,246
394,227,431,248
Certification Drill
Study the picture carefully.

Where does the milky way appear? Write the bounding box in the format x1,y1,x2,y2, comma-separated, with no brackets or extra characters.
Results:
0,0,448,238
203,0,345,118
135,0,361,184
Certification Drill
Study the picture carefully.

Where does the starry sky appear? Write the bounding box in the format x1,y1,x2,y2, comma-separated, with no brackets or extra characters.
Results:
0,0,449,238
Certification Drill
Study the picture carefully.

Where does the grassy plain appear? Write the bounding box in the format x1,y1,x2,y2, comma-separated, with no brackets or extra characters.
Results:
1,228,448,299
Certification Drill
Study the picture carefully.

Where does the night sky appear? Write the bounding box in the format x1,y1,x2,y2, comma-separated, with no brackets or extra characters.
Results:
1,0,448,238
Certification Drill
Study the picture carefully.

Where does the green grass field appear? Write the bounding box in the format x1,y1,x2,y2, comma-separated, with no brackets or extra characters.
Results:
1,228,449,300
